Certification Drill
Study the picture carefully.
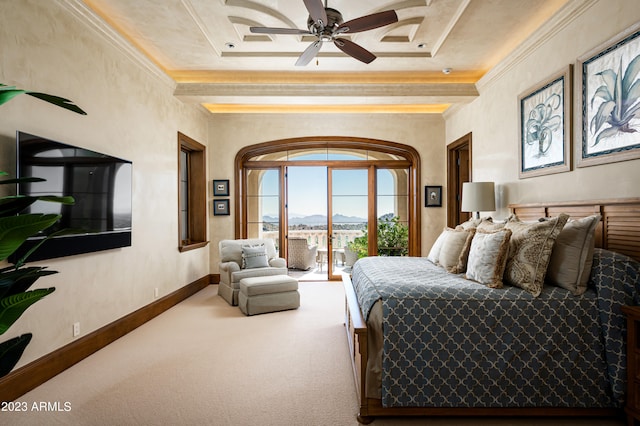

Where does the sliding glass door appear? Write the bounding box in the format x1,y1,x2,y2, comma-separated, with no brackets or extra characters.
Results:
246,168,280,249
286,166,328,278
237,138,420,281
328,168,369,280
376,168,409,256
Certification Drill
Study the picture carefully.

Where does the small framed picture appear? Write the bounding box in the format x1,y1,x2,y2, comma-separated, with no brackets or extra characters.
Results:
213,179,229,196
425,186,442,207
213,199,229,216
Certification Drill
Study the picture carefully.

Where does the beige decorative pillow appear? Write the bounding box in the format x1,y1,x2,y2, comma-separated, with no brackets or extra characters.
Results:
546,214,601,295
455,217,486,230
438,228,475,274
476,220,506,232
427,228,450,264
465,228,513,288
503,213,569,296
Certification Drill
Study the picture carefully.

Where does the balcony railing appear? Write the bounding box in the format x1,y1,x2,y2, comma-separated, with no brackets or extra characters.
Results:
261,229,364,251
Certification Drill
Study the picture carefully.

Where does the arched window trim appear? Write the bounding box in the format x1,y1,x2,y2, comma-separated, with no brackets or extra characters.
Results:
234,136,421,256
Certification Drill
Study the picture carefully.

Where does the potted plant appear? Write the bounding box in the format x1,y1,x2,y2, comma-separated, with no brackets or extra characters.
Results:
377,215,409,256
0,82,85,377
344,215,409,266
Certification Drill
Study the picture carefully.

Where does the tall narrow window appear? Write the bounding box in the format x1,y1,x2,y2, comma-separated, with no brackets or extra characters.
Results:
178,132,208,252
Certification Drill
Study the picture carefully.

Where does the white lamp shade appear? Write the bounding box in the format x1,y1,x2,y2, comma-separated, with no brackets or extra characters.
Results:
461,182,496,213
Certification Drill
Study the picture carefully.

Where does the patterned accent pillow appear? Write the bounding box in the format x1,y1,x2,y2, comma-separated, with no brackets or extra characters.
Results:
503,213,569,296
465,228,512,288
427,228,450,263
438,228,475,274
546,214,601,295
241,244,269,269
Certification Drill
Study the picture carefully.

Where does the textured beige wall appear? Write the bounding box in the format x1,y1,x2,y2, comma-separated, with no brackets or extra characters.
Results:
446,0,640,219
207,113,446,272
0,0,210,368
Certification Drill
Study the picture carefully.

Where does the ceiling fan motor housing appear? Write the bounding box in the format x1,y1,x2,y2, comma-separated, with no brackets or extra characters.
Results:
307,7,343,41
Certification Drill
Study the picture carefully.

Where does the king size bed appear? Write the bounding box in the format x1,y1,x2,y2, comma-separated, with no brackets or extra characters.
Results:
343,198,640,423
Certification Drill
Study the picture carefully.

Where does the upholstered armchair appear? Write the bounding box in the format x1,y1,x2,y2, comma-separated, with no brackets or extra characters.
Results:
218,238,287,306
287,238,318,270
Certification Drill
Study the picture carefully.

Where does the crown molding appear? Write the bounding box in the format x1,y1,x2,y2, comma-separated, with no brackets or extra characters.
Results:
476,0,597,93
201,104,450,114
56,0,175,89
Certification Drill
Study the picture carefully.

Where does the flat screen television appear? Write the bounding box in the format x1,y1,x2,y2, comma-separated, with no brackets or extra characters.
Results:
11,131,132,262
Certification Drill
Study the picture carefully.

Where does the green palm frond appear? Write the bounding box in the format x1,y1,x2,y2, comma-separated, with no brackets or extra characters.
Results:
0,266,57,299
0,195,74,217
0,176,45,186
0,334,32,377
0,288,55,335
0,214,61,261
0,84,86,115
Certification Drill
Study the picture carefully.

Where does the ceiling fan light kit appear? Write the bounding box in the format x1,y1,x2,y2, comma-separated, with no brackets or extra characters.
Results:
250,0,398,66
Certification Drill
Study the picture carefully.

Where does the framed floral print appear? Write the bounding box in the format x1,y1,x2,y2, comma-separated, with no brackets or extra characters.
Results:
576,22,640,168
518,65,572,178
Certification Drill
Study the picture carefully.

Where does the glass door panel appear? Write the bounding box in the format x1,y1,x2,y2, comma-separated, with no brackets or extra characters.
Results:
330,168,368,279
376,168,409,256
286,166,327,278
246,169,280,252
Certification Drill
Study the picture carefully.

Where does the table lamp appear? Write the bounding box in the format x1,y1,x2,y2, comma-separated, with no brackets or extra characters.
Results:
461,182,496,219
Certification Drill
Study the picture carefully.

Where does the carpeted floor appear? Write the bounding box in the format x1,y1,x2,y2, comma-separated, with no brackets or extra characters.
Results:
3,282,626,426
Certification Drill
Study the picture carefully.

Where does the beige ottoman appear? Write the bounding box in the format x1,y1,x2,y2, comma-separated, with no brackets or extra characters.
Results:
238,275,299,316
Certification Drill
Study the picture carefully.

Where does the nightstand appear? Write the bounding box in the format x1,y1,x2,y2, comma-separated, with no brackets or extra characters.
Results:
622,305,640,426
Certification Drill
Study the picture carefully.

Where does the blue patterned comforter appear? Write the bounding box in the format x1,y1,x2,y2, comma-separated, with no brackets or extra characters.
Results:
351,248,640,408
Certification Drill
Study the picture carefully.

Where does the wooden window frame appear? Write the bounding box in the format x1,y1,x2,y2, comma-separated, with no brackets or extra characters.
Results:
178,132,208,252
234,136,421,256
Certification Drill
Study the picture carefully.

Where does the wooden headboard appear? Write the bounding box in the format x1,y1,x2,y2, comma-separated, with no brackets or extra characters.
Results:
509,198,640,263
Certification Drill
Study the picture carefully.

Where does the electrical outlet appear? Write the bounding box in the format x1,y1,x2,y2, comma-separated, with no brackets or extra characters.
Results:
154,288,159,298
73,322,80,337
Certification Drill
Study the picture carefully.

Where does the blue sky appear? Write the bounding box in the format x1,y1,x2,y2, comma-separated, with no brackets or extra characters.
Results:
262,166,401,219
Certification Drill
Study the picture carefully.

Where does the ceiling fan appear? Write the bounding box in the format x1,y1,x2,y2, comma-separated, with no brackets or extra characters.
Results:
250,0,398,66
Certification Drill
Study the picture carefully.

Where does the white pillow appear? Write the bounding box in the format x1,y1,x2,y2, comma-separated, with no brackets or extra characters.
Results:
427,228,449,264
546,214,601,295
465,229,512,288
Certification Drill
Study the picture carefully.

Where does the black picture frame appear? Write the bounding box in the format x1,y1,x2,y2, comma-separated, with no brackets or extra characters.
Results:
213,199,229,216
213,179,229,196
425,186,442,207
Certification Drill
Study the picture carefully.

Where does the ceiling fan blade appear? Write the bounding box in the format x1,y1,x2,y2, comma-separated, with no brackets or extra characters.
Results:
333,38,376,64
295,40,323,66
250,27,311,35
303,0,328,26
337,10,398,34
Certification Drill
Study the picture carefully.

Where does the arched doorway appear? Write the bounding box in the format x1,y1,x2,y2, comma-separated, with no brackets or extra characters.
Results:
235,137,421,280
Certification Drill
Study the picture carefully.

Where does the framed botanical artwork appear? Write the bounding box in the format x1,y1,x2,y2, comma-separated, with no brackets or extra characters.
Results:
213,179,229,196
213,199,229,216
517,65,572,178
576,22,640,168
425,186,442,207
